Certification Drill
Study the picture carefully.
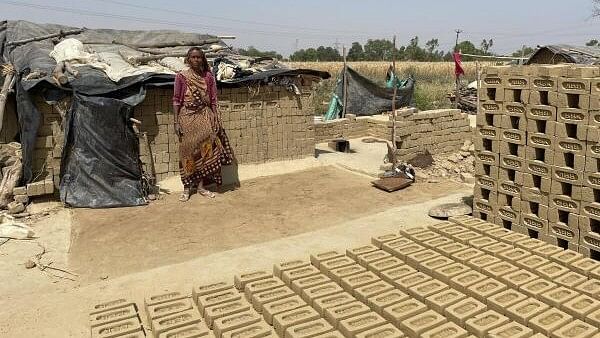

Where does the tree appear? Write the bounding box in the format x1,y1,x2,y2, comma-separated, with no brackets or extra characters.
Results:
594,0,600,17
347,42,364,61
238,46,282,59
425,39,439,54
586,39,599,46
289,46,341,61
404,36,426,61
511,46,536,57
480,39,494,54
363,39,395,61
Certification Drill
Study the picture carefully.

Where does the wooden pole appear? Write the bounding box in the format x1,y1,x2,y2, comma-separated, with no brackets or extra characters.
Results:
0,65,16,133
7,28,86,47
391,35,398,164
476,61,481,116
342,45,348,119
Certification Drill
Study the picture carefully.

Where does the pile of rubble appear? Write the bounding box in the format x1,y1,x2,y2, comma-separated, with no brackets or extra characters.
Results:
413,140,476,183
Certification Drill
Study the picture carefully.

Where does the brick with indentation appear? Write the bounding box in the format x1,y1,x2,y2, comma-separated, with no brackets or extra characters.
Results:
467,278,507,302
383,299,428,327
91,317,144,338
555,271,588,289
368,290,410,314
563,294,600,320
234,271,271,291
372,234,403,249
291,274,330,294
408,280,449,302
515,238,546,252
340,271,380,294
405,249,440,268
499,248,530,263
311,331,345,338
425,289,467,313
398,226,429,238
411,230,440,243
319,257,356,277
482,262,519,279
400,309,447,338
152,309,203,338
192,282,231,304
537,262,570,280
157,322,211,338
251,286,295,314
515,255,550,272
197,288,242,316
487,289,528,315
551,249,584,266
521,279,558,299
380,265,417,284
382,238,414,254
220,321,273,338
575,279,600,298
90,299,134,316
355,323,405,338
338,312,388,337
486,228,513,240
310,251,344,269
367,257,403,276
274,260,311,279
347,245,379,260
89,304,138,329
487,321,533,338
262,295,306,325
529,308,574,336
533,244,565,258
539,286,580,310
324,301,371,327
245,277,286,300
357,250,392,267
453,231,483,244
506,298,550,325
354,281,394,304
421,321,468,338
571,258,600,277
435,263,472,282
328,264,366,284
204,300,252,328
480,242,513,257
393,272,433,292
552,319,599,338
390,243,426,260
282,266,321,286
587,307,600,328
467,237,498,250
273,306,320,337
145,292,189,312
284,318,333,338
501,270,539,289
465,310,510,337
450,270,488,292
437,242,470,257
428,221,454,233
445,297,487,326
419,256,454,275
302,282,344,305
452,248,485,263
422,236,454,250
312,292,355,316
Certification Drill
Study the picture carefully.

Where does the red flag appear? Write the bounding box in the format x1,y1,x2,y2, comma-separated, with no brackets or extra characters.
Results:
453,52,465,78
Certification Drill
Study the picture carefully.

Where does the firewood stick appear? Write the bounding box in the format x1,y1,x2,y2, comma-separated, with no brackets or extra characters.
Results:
7,28,86,47
0,65,16,133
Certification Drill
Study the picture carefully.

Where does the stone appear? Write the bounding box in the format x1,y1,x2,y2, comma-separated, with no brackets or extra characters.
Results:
460,173,475,184
429,203,472,219
7,201,25,214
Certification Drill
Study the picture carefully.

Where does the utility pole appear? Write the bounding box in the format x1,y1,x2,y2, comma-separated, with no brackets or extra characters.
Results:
454,29,463,51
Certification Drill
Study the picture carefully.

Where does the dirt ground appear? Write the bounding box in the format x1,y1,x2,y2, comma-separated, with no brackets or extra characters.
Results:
69,166,465,282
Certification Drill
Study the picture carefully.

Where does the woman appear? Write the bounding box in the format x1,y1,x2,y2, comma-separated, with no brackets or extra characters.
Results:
173,47,235,202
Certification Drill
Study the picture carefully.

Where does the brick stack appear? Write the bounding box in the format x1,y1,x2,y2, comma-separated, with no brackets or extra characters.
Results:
473,64,600,259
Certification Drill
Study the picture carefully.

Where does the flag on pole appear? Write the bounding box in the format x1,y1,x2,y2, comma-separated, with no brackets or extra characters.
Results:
453,52,465,78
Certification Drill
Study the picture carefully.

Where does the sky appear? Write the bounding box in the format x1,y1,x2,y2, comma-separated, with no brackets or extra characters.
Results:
2,0,600,57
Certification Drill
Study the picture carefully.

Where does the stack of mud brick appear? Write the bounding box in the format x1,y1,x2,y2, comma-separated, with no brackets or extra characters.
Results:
314,114,370,143
395,109,472,161
474,64,600,259
89,216,600,337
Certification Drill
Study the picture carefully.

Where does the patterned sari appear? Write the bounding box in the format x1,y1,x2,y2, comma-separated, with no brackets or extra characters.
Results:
177,69,234,188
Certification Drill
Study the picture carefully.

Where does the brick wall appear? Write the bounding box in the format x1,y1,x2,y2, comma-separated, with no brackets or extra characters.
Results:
24,83,317,195
473,64,600,259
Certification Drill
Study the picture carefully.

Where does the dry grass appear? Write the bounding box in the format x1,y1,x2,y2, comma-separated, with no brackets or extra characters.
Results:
286,61,494,114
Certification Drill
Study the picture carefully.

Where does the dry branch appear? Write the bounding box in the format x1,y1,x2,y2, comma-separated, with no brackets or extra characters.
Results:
7,28,86,47
0,64,16,133
113,38,221,49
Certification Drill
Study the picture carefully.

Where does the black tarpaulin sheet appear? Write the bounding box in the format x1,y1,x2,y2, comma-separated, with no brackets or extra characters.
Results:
60,94,146,208
335,66,415,117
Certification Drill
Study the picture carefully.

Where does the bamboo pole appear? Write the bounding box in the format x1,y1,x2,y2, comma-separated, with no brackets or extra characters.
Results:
113,38,224,49
0,65,16,133
119,51,227,65
476,61,481,116
342,45,348,119
7,28,86,47
391,35,398,165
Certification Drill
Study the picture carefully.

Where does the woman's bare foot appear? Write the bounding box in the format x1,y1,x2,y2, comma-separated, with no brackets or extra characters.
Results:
198,188,216,198
179,188,191,202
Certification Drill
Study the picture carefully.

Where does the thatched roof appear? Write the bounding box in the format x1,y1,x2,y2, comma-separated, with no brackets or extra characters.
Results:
525,44,600,65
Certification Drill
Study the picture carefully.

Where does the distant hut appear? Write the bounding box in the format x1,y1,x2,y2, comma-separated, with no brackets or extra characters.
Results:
525,44,600,65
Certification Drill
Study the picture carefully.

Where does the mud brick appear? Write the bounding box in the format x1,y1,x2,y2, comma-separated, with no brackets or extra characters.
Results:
324,301,371,326
90,304,138,328
465,310,510,337
501,129,527,146
501,270,539,289
419,256,454,274
285,319,333,338
152,309,203,337
410,230,440,243
479,87,504,103
557,109,590,128
354,281,394,304
422,236,454,250
521,203,550,233
452,248,485,263
192,282,232,303
291,274,330,295
366,256,403,276
91,299,135,316
488,321,533,338
453,231,483,244
383,299,427,327
506,298,550,326
398,226,429,238
535,261,570,280
529,308,574,336
312,332,345,338
213,310,263,337
220,322,273,338
480,242,513,257
381,238,414,254
487,289,528,315
157,322,211,338
541,286,580,309
329,264,367,283
145,292,189,311
235,271,271,291
355,324,404,338
499,232,529,246
319,257,355,277
450,270,488,292
438,224,469,237
147,298,194,322
302,282,344,304
548,222,580,243
473,185,497,205
245,277,286,301
205,300,252,328
475,128,500,147
371,234,403,249
563,294,600,320
393,272,433,292
525,162,552,186
367,290,410,314
476,111,502,127
550,249,583,265
572,258,600,277
338,312,387,337
587,308,600,327
421,322,468,338
466,255,501,274
498,180,521,197
505,90,530,104
273,306,320,337
522,279,558,300
310,251,344,269
556,137,586,156
405,249,440,268
556,271,588,289
580,203,600,231
472,210,494,222
498,167,524,186
593,265,600,279
400,309,447,338
252,286,296,314
553,319,599,338
474,150,499,166
528,104,557,121
427,221,455,232
511,224,530,236
90,317,143,338
390,243,426,260
197,289,242,317
554,153,586,173
445,297,487,326
533,243,565,258
500,142,525,160
340,271,380,294
274,260,311,278
357,250,392,267
312,292,354,316
282,266,320,285
530,89,554,105
551,92,591,109
496,207,521,227
470,222,500,234
380,265,417,284
559,77,591,94
516,237,546,251
408,280,449,302
467,278,507,301
346,244,379,260
551,193,582,214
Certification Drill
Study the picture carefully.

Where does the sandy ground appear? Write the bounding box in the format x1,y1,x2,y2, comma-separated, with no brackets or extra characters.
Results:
0,138,474,337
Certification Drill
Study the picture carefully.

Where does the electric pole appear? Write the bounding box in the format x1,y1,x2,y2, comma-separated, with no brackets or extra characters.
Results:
454,29,463,51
